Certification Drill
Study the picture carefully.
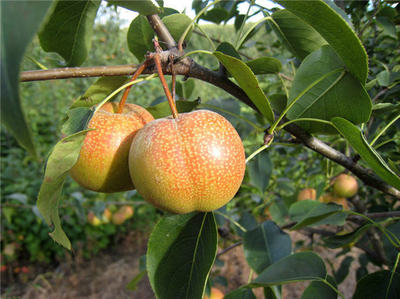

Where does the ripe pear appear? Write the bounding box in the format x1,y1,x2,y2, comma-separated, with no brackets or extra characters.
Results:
204,287,224,299
319,193,349,210
101,208,112,223
297,188,317,201
129,110,245,214
87,211,102,226
112,205,134,225
333,174,358,198
70,102,154,193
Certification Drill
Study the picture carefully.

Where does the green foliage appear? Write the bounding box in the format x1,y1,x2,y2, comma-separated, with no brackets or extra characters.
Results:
271,9,327,60
214,51,274,123
332,117,400,189
1,0,52,157
287,46,371,134
249,252,327,286
39,0,101,66
147,212,217,299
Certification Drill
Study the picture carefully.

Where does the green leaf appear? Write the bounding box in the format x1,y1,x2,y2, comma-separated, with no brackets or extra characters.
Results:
162,14,193,43
225,288,257,299
38,0,101,66
290,202,344,230
214,51,274,124
215,42,241,60
249,252,326,286
377,70,390,87
271,9,327,60
287,46,371,134
246,57,282,75
247,151,273,193
147,212,218,299
243,221,292,274
127,15,154,62
277,0,368,83
323,224,372,249
201,7,229,24
127,13,192,62
1,1,52,156
146,99,200,119
376,16,397,39
331,117,400,190
353,270,400,299
176,79,196,99
289,200,320,222
301,275,337,299
37,131,89,249
70,76,128,108
107,0,161,15
269,94,287,114
61,108,94,136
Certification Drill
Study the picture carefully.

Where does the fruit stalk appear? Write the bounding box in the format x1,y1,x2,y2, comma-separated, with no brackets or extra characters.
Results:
117,61,148,113
153,53,179,118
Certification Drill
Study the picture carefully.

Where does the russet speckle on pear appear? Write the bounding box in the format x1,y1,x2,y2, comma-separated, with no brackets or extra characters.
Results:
129,110,246,214
70,102,154,193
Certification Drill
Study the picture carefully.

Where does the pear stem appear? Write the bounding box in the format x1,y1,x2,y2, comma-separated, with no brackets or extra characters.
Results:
117,61,148,113
153,53,179,118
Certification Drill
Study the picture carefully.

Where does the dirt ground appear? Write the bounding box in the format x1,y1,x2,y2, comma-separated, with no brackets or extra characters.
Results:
2,230,380,299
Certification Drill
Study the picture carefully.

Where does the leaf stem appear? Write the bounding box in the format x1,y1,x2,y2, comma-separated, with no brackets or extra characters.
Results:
235,0,255,49
276,118,333,132
245,138,273,164
214,211,247,233
346,210,400,248
117,61,148,113
268,68,344,134
236,16,272,50
370,114,400,147
386,252,400,299
194,23,216,50
94,74,157,114
178,0,222,50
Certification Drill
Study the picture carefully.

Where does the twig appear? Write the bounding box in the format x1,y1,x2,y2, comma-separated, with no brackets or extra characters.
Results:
216,241,242,258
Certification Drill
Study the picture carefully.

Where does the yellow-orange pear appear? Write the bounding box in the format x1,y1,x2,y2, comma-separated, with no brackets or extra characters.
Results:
70,102,154,193
87,211,102,226
297,188,317,201
129,110,246,214
319,193,349,210
204,287,224,299
111,205,134,225
333,174,358,198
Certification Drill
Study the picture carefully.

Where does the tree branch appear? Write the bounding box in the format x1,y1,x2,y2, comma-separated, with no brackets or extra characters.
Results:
19,14,400,200
20,64,139,81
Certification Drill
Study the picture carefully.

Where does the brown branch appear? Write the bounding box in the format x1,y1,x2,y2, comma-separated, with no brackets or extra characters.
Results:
216,241,242,258
147,15,176,49
20,64,139,81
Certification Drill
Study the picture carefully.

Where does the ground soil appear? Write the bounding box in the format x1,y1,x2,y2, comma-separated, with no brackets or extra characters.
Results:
2,229,381,299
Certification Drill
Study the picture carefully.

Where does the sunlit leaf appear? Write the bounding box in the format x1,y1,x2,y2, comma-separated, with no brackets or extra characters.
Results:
39,0,101,66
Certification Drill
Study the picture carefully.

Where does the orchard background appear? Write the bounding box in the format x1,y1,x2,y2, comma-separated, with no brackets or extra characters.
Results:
1,0,400,298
